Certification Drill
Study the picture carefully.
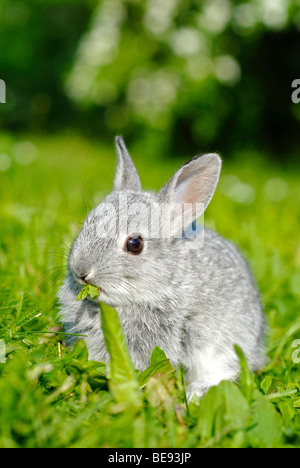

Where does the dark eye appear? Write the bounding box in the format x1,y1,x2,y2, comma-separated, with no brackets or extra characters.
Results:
125,235,144,255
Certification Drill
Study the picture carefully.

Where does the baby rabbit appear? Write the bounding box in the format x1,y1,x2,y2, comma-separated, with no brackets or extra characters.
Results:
59,137,266,400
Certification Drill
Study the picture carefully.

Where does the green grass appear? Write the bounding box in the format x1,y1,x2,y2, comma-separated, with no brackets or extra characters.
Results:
0,132,299,448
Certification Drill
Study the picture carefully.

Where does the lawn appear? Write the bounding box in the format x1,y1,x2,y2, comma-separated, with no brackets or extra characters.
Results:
0,132,299,448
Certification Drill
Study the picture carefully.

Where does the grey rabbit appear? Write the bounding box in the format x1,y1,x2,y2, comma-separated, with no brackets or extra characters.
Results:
58,136,266,400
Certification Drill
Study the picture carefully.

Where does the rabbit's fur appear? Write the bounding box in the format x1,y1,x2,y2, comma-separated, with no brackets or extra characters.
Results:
59,137,266,400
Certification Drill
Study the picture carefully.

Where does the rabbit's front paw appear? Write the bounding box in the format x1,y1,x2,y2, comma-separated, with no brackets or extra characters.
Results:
186,382,211,401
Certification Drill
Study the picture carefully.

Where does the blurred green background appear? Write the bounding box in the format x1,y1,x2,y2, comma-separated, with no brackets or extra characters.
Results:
0,0,300,448
0,0,300,160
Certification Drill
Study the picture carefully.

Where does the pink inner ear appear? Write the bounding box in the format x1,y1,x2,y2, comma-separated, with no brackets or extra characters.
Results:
175,174,195,205
174,162,219,210
171,173,201,236
160,154,221,237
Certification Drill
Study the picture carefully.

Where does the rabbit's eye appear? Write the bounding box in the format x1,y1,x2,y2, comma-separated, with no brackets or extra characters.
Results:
125,235,144,255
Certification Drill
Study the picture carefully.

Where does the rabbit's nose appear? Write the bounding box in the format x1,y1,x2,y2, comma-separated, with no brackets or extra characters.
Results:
81,270,95,285
72,271,89,284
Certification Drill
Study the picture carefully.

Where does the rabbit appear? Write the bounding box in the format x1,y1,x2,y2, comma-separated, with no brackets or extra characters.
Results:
58,136,266,400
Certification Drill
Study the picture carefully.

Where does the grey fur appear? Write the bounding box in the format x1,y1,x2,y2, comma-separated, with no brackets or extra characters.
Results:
58,137,266,400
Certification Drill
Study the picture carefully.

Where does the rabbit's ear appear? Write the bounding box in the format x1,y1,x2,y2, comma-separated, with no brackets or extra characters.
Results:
158,153,221,236
114,136,142,192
